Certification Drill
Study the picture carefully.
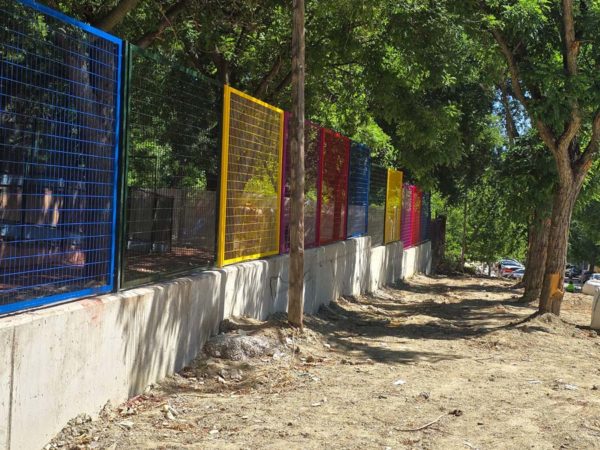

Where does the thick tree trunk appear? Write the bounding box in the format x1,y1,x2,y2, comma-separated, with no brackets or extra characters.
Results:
287,0,305,328
539,184,579,314
521,211,550,303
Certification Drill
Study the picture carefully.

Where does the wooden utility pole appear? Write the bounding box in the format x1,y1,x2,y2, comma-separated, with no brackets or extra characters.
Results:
288,0,305,328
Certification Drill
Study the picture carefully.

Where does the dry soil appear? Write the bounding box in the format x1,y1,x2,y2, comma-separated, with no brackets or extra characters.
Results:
47,275,600,450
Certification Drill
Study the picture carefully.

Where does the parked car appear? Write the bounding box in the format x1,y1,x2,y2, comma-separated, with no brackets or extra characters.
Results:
565,266,582,279
508,268,525,280
582,274,600,295
498,259,524,277
580,270,594,284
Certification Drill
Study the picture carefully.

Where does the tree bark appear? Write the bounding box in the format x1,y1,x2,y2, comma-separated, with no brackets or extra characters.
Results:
287,0,305,328
135,1,188,49
521,210,550,303
539,184,580,314
93,0,141,32
460,197,468,271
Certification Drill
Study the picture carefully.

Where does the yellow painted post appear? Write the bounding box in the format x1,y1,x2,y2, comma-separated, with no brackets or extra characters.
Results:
217,85,231,267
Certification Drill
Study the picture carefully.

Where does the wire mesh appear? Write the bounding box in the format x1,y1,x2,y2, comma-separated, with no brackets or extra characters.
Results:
346,143,370,238
411,187,422,246
420,191,431,242
367,164,387,246
401,184,414,248
384,169,403,244
0,0,121,313
122,46,221,286
218,86,283,266
318,129,349,245
279,115,320,253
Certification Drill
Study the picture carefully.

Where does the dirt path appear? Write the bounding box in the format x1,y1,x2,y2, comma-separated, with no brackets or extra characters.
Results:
48,275,600,450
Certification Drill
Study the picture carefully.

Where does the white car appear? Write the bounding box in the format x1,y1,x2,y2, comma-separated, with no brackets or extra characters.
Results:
582,274,600,296
508,268,525,280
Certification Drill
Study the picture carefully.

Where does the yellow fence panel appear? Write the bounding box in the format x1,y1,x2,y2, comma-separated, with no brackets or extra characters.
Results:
218,86,284,266
384,169,403,244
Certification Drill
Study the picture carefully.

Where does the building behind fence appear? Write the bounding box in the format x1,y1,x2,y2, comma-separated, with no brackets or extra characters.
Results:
0,0,432,314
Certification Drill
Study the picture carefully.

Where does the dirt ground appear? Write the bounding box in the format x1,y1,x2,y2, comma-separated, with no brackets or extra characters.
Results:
47,275,600,450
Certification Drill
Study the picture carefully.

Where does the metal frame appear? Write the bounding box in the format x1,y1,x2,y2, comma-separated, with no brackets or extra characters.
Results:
0,0,123,315
120,44,223,287
384,169,404,244
217,85,284,267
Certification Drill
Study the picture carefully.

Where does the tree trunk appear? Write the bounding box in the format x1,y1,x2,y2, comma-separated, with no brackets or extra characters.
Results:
287,0,305,328
539,184,580,314
521,210,550,303
430,215,446,274
460,197,468,271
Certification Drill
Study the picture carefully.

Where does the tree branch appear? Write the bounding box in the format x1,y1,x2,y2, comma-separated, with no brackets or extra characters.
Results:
489,28,528,108
499,78,518,145
562,0,579,76
253,54,284,98
576,110,600,170
93,0,141,32
135,1,188,49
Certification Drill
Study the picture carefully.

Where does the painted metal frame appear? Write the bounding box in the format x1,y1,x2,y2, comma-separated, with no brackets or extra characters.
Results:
0,0,123,315
217,86,284,267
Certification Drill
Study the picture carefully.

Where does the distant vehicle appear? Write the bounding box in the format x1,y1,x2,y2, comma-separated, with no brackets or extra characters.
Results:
565,266,582,279
508,268,525,280
582,274,600,295
581,270,594,284
498,259,524,277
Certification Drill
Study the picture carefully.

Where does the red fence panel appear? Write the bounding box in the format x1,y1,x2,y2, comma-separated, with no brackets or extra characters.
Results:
401,184,414,248
317,129,350,245
411,187,422,245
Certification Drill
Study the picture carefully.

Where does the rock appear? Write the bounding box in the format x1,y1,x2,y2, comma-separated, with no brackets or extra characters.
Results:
204,334,279,361
118,420,134,430
209,429,219,435
393,379,407,386
592,385,599,390
419,391,431,400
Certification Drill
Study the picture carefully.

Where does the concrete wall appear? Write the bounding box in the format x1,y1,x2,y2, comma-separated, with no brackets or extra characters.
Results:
0,238,431,450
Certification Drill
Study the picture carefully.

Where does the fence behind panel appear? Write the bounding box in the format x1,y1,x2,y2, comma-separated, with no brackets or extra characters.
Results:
318,129,349,245
280,116,320,253
411,187,422,245
420,191,431,242
346,143,370,238
122,45,221,286
0,0,121,313
367,165,387,246
384,169,403,244
218,86,283,266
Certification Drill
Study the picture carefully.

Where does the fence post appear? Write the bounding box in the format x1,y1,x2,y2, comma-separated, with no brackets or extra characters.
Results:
115,42,132,291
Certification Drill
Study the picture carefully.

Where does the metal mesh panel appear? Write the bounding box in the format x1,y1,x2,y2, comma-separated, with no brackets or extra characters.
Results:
346,143,370,238
280,115,320,253
401,184,414,248
367,164,387,246
219,86,283,266
123,46,221,286
412,187,422,245
318,129,349,245
0,0,121,313
384,169,403,243
420,191,431,242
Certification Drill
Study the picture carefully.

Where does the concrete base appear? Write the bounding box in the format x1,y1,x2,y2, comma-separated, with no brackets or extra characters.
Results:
0,238,431,450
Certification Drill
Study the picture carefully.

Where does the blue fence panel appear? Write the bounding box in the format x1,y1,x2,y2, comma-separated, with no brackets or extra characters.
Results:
0,0,122,314
346,143,370,238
